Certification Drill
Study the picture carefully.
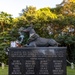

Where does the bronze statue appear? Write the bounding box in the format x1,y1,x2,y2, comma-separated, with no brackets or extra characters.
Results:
22,26,59,47
16,27,25,47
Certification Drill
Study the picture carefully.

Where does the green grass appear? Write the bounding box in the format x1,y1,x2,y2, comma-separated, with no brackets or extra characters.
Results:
67,66,75,75
0,66,75,75
0,66,8,75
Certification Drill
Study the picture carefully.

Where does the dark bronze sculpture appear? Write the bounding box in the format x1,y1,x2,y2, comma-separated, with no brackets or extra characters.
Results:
17,27,25,44
22,26,59,47
15,27,25,47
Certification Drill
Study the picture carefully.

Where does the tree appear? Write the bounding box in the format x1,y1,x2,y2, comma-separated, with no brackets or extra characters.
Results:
0,12,13,32
19,6,37,25
0,12,13,65
56,0,75,7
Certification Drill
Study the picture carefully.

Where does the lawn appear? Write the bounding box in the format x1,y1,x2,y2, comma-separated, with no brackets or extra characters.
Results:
67,66,75,75
0,66,8,75
0,66,75,75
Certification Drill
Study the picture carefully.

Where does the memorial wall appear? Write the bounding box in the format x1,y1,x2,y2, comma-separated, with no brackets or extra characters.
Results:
8,47,66,75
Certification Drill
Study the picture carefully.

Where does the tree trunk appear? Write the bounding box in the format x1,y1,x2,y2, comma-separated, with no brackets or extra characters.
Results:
2,62,5,69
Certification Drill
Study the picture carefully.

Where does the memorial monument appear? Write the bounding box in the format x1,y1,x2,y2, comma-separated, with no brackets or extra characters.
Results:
22,26,59,47
8,26,67,75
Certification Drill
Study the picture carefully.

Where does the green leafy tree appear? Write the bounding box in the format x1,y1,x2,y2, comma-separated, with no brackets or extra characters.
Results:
18,6,37,26
0,11,13,64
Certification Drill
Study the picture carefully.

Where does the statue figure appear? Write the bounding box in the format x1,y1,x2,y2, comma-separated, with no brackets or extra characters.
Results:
17,27,25,44
22,26,59,47
16,27,25,47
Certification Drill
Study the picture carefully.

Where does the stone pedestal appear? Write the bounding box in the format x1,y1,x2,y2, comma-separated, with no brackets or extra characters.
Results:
8,47,66,75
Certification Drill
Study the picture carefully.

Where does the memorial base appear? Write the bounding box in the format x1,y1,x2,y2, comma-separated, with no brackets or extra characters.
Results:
8,47,66,75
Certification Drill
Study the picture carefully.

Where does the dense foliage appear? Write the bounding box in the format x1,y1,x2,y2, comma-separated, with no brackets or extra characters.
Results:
0,1,75,64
